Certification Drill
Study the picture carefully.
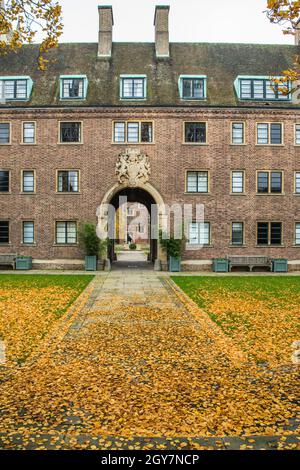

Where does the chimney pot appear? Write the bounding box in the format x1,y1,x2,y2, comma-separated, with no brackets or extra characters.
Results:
154,5,170,58
98,5,114,58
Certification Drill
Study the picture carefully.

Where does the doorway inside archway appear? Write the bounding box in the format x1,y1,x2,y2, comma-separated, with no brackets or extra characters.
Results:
108,187,158,270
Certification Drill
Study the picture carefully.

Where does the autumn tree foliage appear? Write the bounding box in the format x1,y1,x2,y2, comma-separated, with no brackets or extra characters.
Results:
0,0,63,70
266,0,300,93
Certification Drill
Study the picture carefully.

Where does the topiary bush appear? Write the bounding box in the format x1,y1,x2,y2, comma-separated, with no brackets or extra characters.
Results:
129,243,137,251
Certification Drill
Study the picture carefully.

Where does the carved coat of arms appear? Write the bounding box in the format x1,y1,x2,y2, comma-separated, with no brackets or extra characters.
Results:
116,148,151,187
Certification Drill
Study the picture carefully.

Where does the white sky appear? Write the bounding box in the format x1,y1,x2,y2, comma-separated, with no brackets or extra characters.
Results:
53,0,294,45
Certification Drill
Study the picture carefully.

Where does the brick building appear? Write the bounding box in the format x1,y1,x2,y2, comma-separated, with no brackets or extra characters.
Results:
0,5,300,270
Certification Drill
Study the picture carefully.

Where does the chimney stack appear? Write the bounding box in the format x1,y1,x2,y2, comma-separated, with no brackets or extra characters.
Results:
98,6,114,58
154,5,170,58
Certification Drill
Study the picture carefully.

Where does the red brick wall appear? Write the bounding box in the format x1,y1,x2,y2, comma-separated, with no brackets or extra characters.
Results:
0,106,300,264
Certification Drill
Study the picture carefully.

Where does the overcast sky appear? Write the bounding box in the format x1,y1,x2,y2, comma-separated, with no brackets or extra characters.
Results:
54,0,293,45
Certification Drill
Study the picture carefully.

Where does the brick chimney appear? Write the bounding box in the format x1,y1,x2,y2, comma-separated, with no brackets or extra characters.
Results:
154,5,170,58
98,6,114,58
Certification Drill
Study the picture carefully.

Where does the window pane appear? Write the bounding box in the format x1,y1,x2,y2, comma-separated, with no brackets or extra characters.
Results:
199,222,210,245
257,124,269,144
270,222,282,245
114,122,125,142
23,171,34,192
295,172,300,193
182,79,192,98
16,80,27,99
0,171,9,192
240,80,252,99
295,223,300,245
62,79,84,99
253,80,264,99
232,122,244,144
122,78,144,99
127,122,139,142
189,222,199,244
257,222,269,245
23,221,34,244
141,122,152,142
56,222,77,244
271,171,282,193
58,171,78,192
66,222,77,244
270,123,282,144
0,123,10,144
197,172,208,192
295,124,300,145
23,122,35,144
187,172,198,192
232,222,243,245
0,221,9,244
266,80,276,100
60,122,81,143
185,122,206,143
257,172,269,193
232,171,244,193
182,79,204,99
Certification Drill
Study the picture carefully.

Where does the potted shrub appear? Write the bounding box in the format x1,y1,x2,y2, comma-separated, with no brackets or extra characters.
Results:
16,255,32,271
79,223,107,271
129,243,137,251
159,231,185,272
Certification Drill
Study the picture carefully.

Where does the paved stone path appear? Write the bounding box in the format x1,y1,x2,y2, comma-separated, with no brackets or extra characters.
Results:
0,270,299,450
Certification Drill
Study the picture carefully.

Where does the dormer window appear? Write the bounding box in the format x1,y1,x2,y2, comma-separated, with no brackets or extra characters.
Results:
0,76,32,101
235,76,290,101
120,75,147,100
60,76,88,100
179,76,206,100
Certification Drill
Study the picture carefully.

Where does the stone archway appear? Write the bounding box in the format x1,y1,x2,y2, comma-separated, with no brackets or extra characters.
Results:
97,181,167,270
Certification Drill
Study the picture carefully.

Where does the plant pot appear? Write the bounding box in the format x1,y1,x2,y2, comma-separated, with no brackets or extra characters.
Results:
272,259,288,273
16,257,32,270
169,256,181,272
213,258,229,273
85,256,97,271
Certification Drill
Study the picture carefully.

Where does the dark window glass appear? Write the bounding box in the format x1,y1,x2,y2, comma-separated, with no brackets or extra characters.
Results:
257,172,269,193
141,122,152,142
0,221,9,244
0,171,9,192
257,222,269,245
0,123,10,144
185,122,206,143
271,172,282,193
270,123,282,144
182,78,204,99
232,222,244,245
60,122,81,143
270,222,282,245
58,171,79,192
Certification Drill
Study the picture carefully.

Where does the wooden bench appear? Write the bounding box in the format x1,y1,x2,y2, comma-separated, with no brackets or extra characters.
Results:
228,256,272,272
0,254,17,270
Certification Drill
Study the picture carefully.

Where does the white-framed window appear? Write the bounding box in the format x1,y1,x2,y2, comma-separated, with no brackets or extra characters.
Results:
0,77,32,101
231,122,245,144
295,172,300,193
57,171,79,192
257,123,283,145
22,170,35,193
186,171,209,193
295,223,300,245
232,222,244,245
56,221,77,244
295,124,300,145
189,222,210,245
0,123,10,144
22,122,36,144
113,121,153,143
23,221,34,244
120,76,147,99
179,76,206,100
60,76,88,100
231,171,244,194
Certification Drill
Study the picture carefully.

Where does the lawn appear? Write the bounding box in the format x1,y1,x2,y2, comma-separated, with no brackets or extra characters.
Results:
172,276,300,365
0,275,93,364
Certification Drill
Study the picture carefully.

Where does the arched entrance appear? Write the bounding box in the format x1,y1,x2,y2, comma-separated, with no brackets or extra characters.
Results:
97,182,167,270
